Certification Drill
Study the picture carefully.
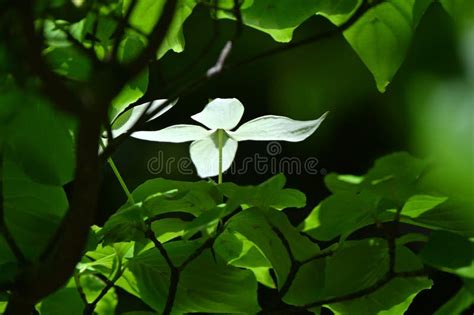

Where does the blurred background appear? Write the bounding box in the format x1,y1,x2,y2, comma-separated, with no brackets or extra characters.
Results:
100,2,473,313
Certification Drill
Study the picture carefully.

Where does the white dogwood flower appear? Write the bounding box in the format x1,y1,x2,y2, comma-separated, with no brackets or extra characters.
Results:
132,98,328,179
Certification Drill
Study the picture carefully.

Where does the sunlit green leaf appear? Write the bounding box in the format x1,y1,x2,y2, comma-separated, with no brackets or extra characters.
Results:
219,174,306,210
343,0,433,92
39,276,117,315
119,240,260,313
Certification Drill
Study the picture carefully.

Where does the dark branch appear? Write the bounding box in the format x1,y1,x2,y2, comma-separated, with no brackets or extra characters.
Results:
84,269,124,315
144,224,179,315
271,226,299,298
73,272,88,306
302,270,428,310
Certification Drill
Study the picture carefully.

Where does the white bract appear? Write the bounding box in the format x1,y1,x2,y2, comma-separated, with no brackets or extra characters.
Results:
100,99,177,152
132,98,328,178
109,99,177,139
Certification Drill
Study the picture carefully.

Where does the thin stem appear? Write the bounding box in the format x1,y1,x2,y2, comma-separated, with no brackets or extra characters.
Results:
107,158,135,203
100,140,135,203
217,129,224,184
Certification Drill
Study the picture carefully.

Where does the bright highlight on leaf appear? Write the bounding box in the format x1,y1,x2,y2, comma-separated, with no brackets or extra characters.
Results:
132,98,328,178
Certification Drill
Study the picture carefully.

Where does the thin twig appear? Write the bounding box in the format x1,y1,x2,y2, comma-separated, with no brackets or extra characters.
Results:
84,268,124,315
206,41,233,77
271,226,299,298
144,225,178,315
73,272,88,306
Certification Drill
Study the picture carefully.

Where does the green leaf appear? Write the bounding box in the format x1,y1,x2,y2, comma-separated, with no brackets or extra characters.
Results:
284,239,432,312
343,0,433,92
299,191,379,241
110,36,149,119
100,203,147,245
224,209,291,288
6,100,76,186
401,194,448,217
324,173,364,194
328,277,432,315
2,156,68,260
214,229,275,288
39,276,117,315
315,0,362,26
182,203,234,238
326,240,432,314
124,0,197,58
79,242,133,276
440,0,474,24
133,178,221,204
151,218,189,243
325,239,389,297
225,208,320,289
218,0,320,42
421,230,474,278
133,178,221,218
119,240,260,313
434,285,474,315
218,174,306,210
401,200,474,237
44,46,92,81
283,258,326,305
362,152,427,203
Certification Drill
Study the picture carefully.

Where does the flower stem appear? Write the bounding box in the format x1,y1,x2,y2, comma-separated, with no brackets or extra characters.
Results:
217,129,224,184
100,139,135,203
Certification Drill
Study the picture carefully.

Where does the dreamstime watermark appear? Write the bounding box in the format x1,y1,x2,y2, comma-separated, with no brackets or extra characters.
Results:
147,142,327,176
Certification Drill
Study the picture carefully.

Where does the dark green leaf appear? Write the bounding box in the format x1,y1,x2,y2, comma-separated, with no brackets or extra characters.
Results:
2,156,68,260
434,285,474,315
299,190,379,241
421,230,474,278
44,46,92,81
440,0,474,24
6,100,76,185
218,174,306,210
124,0,197,58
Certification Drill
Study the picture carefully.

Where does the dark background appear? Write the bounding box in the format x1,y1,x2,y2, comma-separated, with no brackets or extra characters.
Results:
99,2,474,314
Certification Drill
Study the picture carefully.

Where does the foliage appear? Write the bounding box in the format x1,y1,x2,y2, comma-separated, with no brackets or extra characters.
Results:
0,0,473,314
